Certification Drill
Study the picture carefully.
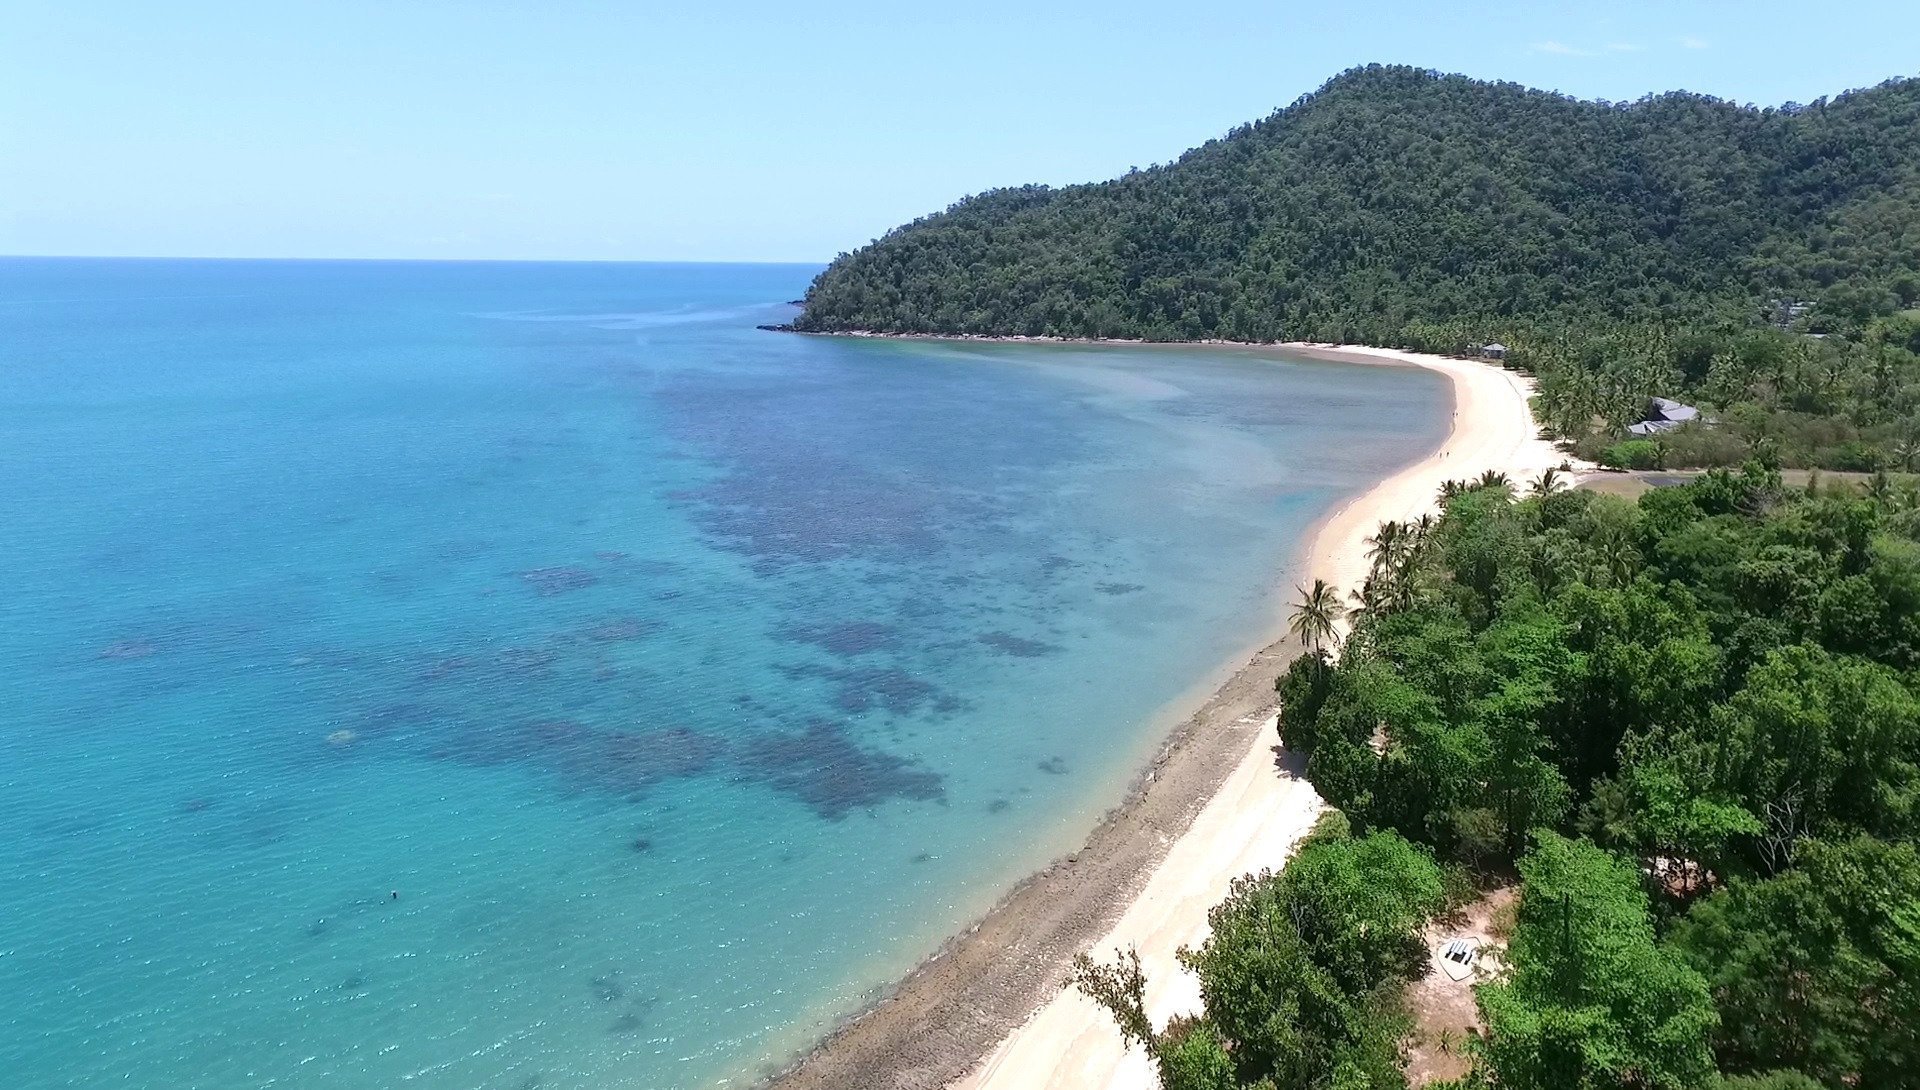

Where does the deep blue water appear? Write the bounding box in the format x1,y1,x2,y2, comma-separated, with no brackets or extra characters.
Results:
0,258,1448,1089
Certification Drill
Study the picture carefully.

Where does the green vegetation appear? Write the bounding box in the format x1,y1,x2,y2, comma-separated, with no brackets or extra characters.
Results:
1474,833,1717,1090
1072,819,1444,1090
1597,439,1664,471
1078,470,1920,1088
1670,836,1920,1086
794,66,1920,469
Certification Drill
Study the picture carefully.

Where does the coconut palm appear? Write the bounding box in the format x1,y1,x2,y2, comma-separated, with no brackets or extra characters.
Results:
1894,435,1919,474
1599,532,1640,588
1529,467,1568,498
1868,469,1894,507
1477,469,1511,490
1365,520,1407,571
1347,579,1379,623
1289,579,1345,657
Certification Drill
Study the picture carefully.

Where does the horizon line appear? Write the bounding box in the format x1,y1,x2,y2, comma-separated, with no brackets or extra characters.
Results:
0,253,831,267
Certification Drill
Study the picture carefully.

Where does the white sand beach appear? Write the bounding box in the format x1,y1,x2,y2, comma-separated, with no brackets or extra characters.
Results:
953,346,1566,1090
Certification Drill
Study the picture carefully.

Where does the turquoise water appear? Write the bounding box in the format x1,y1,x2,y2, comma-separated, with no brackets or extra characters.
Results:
0,258,1448,1089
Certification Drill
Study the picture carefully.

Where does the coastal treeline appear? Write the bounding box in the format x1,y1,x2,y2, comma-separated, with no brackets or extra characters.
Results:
1072,820,1444,1090
792,66,1920,470
1078,468,1920,1089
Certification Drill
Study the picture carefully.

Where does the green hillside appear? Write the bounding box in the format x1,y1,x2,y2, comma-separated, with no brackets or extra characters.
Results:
795,65,1920,343
792,67,1920,470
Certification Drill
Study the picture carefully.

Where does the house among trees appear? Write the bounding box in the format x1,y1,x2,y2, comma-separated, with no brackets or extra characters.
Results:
1767,297,1815,329
1478,342,1507,360
1626,396,1701,436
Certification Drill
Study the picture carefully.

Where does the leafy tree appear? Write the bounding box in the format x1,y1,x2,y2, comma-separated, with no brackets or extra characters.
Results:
1158,1020,1241,1090
1600,438,1665,470
1072,828,1443,1090
1715,1074,1826,1090
1474,833,1718,1090
1706,644,1920,859
1669,836,1920,1087
1184,830,1442,1087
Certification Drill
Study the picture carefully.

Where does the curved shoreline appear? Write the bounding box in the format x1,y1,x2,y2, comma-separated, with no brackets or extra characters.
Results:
759,342,1564,1090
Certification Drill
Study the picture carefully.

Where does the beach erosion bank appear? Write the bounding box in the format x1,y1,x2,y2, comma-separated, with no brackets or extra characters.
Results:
762,344,1568,1090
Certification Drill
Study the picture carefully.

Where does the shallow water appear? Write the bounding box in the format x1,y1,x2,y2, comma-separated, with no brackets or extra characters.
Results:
0,258,1448,1089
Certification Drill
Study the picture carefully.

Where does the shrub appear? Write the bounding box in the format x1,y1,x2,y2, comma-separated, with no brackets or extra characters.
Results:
1601,439,1665,470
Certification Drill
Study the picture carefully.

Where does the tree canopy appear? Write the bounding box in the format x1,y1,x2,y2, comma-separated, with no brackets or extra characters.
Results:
1072,822,1445,1090
1240,469,1920,1089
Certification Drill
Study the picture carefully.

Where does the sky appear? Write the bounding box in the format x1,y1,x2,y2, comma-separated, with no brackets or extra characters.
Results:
4,0,1917,263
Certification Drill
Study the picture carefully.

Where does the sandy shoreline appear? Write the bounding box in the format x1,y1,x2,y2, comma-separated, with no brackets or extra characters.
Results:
760,341,1565,1090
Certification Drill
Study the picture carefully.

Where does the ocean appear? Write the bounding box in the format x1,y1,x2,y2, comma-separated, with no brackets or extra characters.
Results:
0,258,1448,1089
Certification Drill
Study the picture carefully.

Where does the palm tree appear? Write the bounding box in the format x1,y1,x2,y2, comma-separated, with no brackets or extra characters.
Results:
1369,520,1433,615
1529,467,1568,498
1437,479,1466,504
1365,520,1406,571
1868,469,1894,507
1289,579,1345,657
1347,580,1379,624
1476,469,1511,490
1894,435,1919,474
1599,532,1639,588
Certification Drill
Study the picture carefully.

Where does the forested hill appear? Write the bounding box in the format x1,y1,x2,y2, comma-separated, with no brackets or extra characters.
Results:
791,65,1920,343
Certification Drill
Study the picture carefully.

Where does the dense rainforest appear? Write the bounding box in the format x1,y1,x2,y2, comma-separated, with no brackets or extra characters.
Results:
793,66,1920,469
1076,469,1920,1089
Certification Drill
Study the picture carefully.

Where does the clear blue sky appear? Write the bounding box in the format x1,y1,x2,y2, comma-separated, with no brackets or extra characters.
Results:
4,0,1915,263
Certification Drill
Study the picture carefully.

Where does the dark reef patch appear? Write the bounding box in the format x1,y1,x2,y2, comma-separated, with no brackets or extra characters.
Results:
97,638,162,660
1037,756,1069,775
650,371,988,573
354,703,438,738
432,538,491,561
418,655,479,683
287,647,365,670
517,566,598,596
976,632,1060,658
580,616,660,642
607,1012,645,1035
591,972,625,1003
779,663,964,717
781,620,900,658
496,647,559,676
1095,581,1145,596
735,722,945,820
445,721,726,800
